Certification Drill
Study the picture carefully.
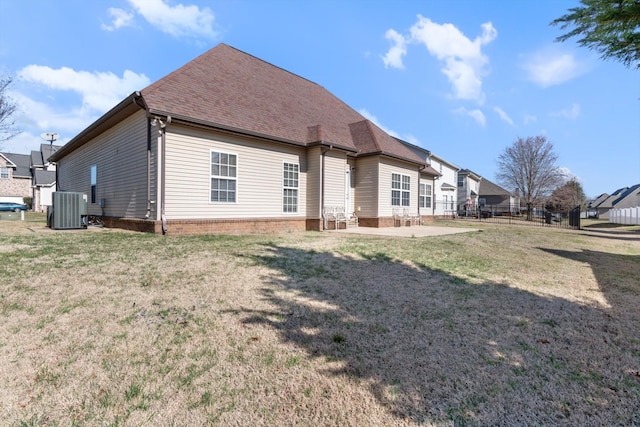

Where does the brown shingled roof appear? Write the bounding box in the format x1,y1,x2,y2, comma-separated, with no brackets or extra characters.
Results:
479,177,512,196
141,44,424,165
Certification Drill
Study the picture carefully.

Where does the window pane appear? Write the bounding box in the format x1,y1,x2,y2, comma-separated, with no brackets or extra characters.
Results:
392,173,400,189
402,192,410,206
402,175,410,190
391,190,400,206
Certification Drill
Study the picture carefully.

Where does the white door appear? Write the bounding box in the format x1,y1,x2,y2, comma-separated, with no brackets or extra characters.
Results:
345,169,351,216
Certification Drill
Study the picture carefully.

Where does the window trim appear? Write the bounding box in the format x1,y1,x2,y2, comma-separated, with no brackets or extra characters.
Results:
419,183,432,209
391,173,411,207
0,167,9,179
282,161,299,214
210,150,238,204
90,165,97,204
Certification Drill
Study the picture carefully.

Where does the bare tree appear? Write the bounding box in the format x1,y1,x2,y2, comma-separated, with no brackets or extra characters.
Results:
547,178,587,212
496,136,565,220
0,76,21,145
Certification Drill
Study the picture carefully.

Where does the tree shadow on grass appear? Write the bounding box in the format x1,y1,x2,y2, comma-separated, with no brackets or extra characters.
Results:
537,247,640,310
238,243,640,425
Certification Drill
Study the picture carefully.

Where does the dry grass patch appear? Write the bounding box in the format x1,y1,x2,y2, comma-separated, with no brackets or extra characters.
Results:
1,218,639,425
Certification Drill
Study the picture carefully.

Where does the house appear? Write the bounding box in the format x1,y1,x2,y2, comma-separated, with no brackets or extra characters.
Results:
0,152,31,204
31,144,60,212
395,139,453,219
477,177,520,215
587,193,609,218
456,169,481,214
611,184,640,209
0,144,61,211
49,44,438,234
593,184,640,219
429,154,459,217
592,187,628,219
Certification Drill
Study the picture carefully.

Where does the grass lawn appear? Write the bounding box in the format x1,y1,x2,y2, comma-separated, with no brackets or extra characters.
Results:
1,216,639,426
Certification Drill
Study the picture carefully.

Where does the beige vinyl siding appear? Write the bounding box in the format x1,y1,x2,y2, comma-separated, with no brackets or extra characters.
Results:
323,151,346,208
56,110,150,218
164,125,306,219
305,146,322,219
378,158,419,217
353,156,378,217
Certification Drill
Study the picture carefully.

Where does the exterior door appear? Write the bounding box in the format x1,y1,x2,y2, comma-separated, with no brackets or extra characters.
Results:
345,168,351,216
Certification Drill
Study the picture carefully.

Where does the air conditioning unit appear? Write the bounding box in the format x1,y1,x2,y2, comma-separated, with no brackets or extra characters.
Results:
49,192,88,230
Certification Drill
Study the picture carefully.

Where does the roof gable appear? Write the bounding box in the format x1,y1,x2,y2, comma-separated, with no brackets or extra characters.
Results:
142,44,366,149
141,44,424,165
612,184,640,205
0,152,31,177
479,177,512,196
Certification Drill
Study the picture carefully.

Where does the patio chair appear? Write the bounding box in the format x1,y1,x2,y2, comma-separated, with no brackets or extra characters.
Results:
323,206,338,230
405,209,421,226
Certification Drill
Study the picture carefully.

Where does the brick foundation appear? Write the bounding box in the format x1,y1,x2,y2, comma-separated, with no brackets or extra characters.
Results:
166,218,307,235
99,215,436,235
101,217,162,233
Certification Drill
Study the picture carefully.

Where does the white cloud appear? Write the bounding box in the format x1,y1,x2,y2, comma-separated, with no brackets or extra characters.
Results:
493,106,514,126
382,29,407,69
9,66,151,151
127,0,217,40
522,51,585,87
11,92,93,133
551,103,581,120
101,8,135,31
454,107,486,127
408,16,497,103
18,65,150,112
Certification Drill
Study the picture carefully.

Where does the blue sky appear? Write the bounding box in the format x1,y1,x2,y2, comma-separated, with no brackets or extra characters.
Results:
1,0,638,198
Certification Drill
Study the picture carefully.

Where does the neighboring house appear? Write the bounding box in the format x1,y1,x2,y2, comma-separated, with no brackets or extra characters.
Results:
587,193,609,218
430,154,459,217
598,184,640,220
49,44,436,234
0,152,32,204
0,144,60,211
611,184,640,209
477,177,520,214
457,169,481,213
31,144,60,212
395,139,444,221
593,187,628,219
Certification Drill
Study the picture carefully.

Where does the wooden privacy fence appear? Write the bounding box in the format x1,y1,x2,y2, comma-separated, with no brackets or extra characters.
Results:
609,207,640,225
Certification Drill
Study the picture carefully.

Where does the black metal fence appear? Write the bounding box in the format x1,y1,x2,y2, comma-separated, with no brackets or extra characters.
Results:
452,204,581,230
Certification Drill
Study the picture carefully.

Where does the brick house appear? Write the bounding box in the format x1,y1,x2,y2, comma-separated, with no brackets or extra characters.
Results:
1,144,61,211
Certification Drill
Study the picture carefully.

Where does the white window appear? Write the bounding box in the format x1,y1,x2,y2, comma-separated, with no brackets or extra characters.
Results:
457,175,464,187
392,173,410,207
420,183,432,208
0,167,9,179
283,162,299,213
211,151,237,203
90,165,97,204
